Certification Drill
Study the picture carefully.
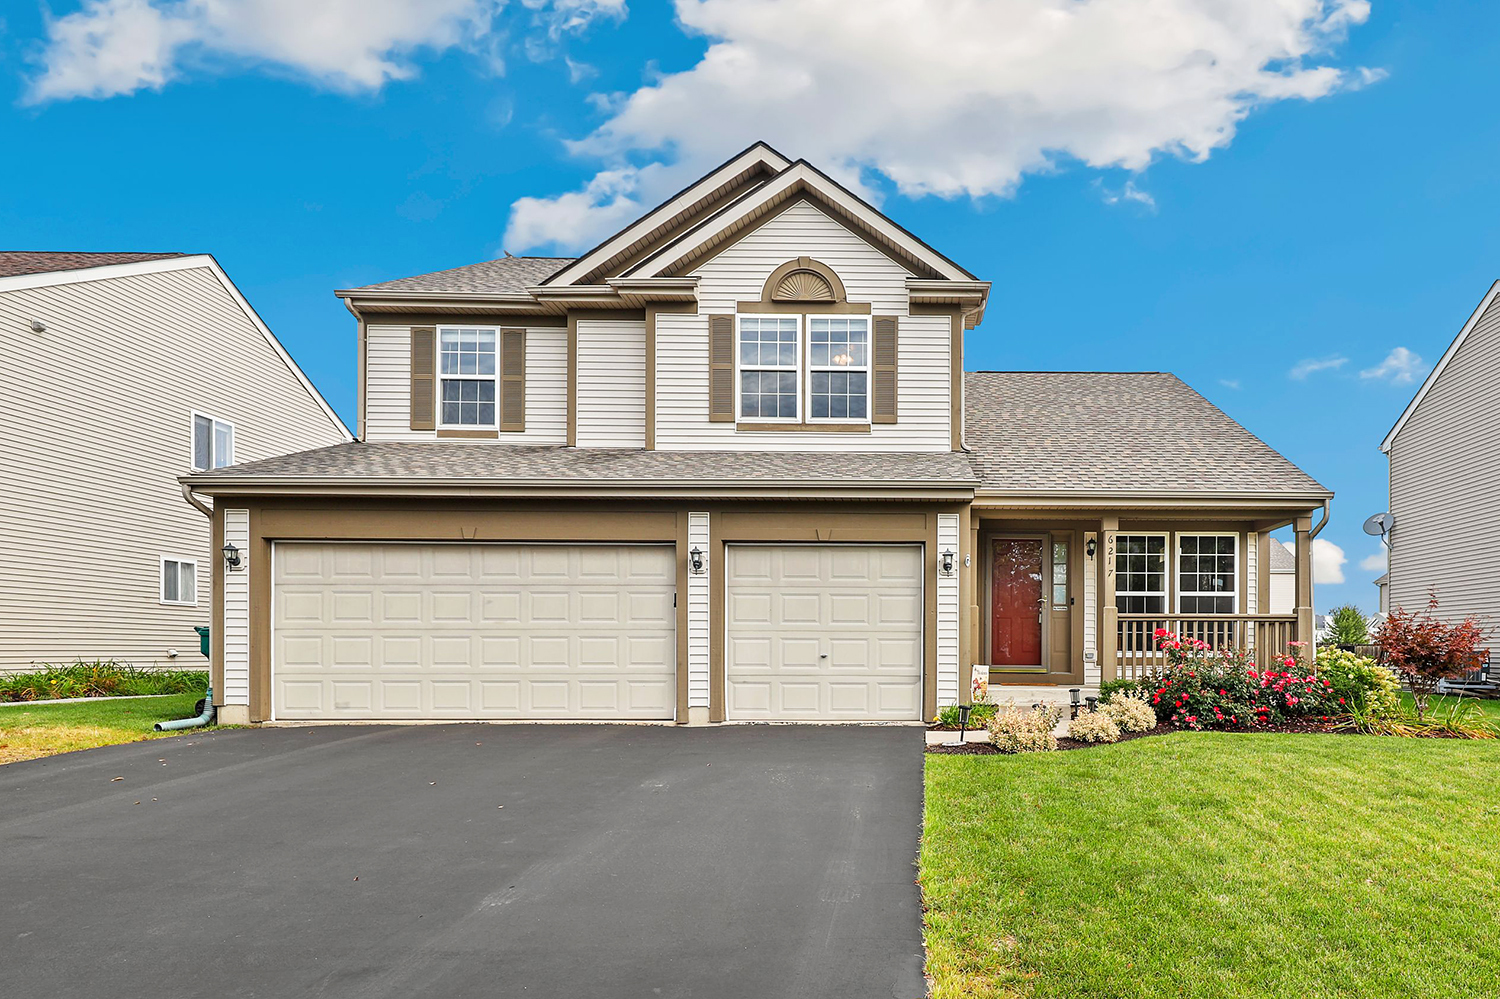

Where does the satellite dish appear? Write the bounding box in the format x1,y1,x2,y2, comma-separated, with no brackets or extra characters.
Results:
1363,512,1395,537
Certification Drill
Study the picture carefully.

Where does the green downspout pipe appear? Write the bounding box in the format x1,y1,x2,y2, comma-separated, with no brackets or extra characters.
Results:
156,685,216,731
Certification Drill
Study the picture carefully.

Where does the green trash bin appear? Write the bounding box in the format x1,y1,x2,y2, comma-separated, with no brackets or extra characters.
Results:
194,625,210,659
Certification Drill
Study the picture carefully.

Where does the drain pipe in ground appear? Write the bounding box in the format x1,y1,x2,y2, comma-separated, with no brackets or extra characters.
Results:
156,687,216,731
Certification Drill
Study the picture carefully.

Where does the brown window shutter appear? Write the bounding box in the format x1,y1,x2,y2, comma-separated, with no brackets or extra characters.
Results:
500,328,526,432
410,326,436,430
709,314,735,422
872,315,898,423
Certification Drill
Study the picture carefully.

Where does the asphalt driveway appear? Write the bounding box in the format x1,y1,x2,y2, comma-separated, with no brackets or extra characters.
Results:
0,724,925,998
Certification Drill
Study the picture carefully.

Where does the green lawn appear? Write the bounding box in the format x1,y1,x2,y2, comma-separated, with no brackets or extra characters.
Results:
0,693,204,765
922,733,1500,998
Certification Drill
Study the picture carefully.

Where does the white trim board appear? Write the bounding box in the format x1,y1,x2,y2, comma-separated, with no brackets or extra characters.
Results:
1381,279,1500,452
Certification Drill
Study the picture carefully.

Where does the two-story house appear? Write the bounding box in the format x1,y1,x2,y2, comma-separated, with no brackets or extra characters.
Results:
1,251,349,670
182,144,1330,726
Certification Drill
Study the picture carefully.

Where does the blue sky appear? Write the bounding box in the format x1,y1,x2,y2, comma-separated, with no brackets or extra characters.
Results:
3,0,1497,613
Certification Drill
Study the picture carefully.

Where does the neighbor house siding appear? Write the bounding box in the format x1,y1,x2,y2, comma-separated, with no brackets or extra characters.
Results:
576,318,647,448
0,264,345,668
364,325,568,444
223,509,250,706
1388,291,1500,631
937,513,960,707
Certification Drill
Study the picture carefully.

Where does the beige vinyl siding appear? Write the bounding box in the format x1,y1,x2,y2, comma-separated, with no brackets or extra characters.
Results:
652,200,950,452
687,511,711,710
575,318,647,448
0,264,345,668
364,325,567,444
1083,532,1099,686
1388,292,1500,630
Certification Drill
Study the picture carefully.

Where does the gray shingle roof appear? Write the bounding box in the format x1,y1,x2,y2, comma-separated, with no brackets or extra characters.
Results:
0,251,184,278
187,443,977,487
346,256,575,295
1268,537,1297,572
964,372,1329,495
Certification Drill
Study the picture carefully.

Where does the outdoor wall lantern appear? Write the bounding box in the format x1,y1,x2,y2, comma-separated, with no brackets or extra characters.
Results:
939,549,956,577
222,542,242,572
1086,538,1097,558
689,546,705,575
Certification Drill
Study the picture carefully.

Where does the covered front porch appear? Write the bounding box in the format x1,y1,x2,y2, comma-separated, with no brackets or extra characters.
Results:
960,497,1325,697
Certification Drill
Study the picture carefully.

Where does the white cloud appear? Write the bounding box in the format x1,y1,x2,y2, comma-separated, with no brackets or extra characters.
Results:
1100,180,1157,210
503,0,1377,251
1284,538,1347,585
26,0,616,102
1360,346,1426,385
1219,379,1241,391
1289,355,1349,380
1359,549,1387,572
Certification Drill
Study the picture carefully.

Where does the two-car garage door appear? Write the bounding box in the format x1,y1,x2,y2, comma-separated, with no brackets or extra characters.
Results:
273,543,677,720
271,541,924,722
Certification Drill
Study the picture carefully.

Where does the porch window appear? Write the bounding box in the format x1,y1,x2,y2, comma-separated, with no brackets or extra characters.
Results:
1178,535,1237,613
1114,534,1166,614
1178,534,1239,648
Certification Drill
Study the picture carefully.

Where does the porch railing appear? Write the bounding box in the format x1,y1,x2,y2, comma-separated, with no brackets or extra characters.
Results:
1114,613,1300,680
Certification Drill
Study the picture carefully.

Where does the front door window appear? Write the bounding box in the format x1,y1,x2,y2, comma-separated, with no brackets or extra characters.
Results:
991,539,1044,666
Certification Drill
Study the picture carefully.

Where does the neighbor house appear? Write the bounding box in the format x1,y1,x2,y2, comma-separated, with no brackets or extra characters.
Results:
1267,537,1296,614
1380,281,1500,634
182,143,1330,726
0,252,349,670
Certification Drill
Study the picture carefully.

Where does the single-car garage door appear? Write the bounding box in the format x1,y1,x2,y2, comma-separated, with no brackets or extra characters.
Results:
725,544,923,720
272,542,676,720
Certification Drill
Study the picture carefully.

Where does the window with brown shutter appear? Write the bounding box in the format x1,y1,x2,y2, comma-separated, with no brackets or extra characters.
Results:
709,314,735,422
872,315,898,423
410,326,436,430
500,328,526,432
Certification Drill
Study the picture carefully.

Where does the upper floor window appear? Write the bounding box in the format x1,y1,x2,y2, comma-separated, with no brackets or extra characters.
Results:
738,316,799,421
738,315,870,424
808,317,869,421
439,327,497,428
192,413,234,470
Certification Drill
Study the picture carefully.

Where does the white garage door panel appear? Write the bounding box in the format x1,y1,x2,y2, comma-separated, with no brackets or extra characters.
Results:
273,543,676,720
726,545,923,720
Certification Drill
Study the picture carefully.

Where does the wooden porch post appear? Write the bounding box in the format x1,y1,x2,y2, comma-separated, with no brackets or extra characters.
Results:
1293,515,1314,651
1099,515,1119,682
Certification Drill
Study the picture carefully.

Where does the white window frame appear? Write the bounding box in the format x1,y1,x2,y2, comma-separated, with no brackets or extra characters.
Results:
804,315,872,426
1114,532,1169,615
190,411,234,471
437,325,500,430
1176,533,1240,614
735,314,802,424
159,556,198,607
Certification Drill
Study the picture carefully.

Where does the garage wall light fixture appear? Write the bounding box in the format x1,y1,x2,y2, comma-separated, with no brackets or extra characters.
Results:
689,546,705,574
1085,538,1097,558
222,542,242,571
939,549,955,577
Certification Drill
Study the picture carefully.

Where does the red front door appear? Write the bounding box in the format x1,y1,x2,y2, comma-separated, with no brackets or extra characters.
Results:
991,539,1043,666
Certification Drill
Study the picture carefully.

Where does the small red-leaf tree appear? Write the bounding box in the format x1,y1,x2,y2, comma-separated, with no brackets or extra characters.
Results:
1373,596,1488,718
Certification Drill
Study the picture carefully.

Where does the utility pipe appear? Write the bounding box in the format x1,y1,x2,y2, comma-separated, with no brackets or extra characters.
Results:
156,685,216,731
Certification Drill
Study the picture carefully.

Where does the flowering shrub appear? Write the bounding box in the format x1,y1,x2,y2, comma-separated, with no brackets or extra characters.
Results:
1314,647,1400,718
1098,678,1143,704
1101,693,1156,733
1067,708,1121,743
1145,629,1340,730
987,703,1061,753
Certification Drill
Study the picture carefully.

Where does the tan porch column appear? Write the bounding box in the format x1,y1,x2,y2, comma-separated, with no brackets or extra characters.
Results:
1099,515,1119,682
1293,515,1314,650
